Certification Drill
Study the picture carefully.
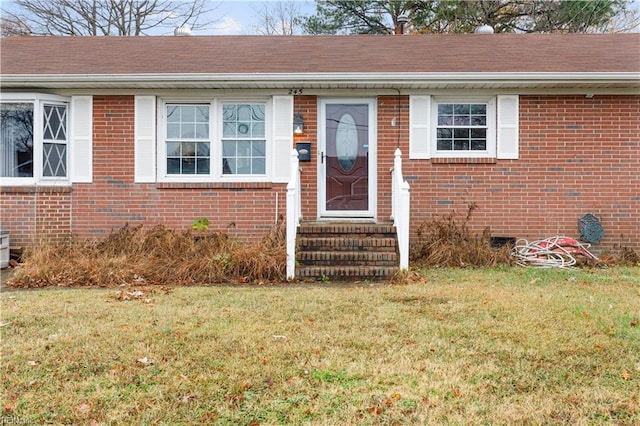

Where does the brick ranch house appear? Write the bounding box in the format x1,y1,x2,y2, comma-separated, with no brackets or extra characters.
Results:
1,34,638,278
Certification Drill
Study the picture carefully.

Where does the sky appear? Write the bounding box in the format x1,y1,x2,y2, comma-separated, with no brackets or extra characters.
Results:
203,0,316,35
167,0,640,35
0,0,317,36
2,0,638,35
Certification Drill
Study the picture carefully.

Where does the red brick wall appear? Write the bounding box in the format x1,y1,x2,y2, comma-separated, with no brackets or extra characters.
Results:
292,94,639,250
377,96,410,220
70,96,286,240
294,95,319,220
394,94,640,251
0,96,286,247
1,94,638,251
0,187,71,247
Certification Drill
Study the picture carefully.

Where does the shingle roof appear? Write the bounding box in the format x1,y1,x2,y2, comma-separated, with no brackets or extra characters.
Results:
2,33,639,74
1,34,638,90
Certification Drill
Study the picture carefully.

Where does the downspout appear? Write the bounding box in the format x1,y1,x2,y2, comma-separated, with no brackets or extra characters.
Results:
394,88,402,149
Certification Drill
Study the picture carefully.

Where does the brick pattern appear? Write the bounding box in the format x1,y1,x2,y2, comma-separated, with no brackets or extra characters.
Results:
296,221,399,280
0,187,71,247
292,94,639,251
0,96,286,246
294,95,319,220
377,96,409,219
397,94,640,251
1,94,638,252
71,96,287,241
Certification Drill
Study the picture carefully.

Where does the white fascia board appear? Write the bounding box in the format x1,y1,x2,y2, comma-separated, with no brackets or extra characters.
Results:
1,72,638,89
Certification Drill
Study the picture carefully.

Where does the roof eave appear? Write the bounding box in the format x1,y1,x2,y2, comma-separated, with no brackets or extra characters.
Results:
1,72,638,90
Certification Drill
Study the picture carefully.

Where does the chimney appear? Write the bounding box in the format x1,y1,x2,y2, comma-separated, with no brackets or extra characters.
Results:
396,14,409,35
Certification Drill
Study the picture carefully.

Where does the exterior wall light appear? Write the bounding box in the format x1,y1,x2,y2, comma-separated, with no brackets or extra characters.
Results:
293,113,304,134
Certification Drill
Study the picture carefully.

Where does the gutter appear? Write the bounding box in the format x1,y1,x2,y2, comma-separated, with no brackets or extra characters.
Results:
1,72,638,90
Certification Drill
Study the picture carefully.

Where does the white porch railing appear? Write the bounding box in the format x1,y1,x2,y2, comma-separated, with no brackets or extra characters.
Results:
391,148,410,270
286,149,302,280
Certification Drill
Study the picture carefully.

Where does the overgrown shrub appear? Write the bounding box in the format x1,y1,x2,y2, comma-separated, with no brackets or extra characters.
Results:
410,204,513,267
599,245,640,267
9,223,286,288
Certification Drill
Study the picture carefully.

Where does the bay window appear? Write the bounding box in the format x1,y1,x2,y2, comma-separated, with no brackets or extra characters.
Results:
1,103,33,178
0,94,69,184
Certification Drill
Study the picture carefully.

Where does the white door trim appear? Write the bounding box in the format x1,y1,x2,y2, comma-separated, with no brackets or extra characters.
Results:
318,97,377,219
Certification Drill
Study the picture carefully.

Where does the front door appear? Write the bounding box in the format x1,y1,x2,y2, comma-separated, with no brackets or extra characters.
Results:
319,99,376,218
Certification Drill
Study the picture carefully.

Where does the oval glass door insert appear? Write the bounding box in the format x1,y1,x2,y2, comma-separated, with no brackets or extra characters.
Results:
335,113,358,171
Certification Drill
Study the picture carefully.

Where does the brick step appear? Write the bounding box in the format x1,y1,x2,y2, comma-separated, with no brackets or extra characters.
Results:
295,221,399,281
297,250,398,266
298,221,396,236
297,236,397,251
296,265,399,281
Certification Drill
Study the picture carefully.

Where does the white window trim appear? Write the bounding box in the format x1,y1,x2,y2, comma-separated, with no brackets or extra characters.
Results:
156,97,273,183
431,95,496,159
0,93,70,186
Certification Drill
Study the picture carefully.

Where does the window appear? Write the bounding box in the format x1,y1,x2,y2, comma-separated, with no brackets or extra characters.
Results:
222,104,266,175
410,95,518,160
42,104,68,177
0,103,33,178
0,96,69,183
433,97,495,158
436,103,487,152
165,104,210,175
158,99,270,182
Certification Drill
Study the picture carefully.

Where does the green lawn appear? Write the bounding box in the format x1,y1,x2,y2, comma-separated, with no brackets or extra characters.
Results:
2,267,639,425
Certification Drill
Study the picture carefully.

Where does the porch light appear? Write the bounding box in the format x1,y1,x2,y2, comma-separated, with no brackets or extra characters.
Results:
293,113,304,134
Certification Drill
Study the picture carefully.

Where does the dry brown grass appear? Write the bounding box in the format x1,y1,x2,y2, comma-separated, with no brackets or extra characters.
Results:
2,267,639,424
600,246,640,267
8,223,286,288
411,204,513,268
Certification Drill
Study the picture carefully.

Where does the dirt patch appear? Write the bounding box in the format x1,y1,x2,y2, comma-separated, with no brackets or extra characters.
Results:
1,267,15,288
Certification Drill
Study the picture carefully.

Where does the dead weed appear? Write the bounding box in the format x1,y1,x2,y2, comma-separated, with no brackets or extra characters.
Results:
410,203,513,268
599,245,640,267
8,223,286,288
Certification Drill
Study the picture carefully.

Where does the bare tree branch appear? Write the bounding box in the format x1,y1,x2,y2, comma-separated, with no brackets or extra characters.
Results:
1,0,219,36
252,1,306,35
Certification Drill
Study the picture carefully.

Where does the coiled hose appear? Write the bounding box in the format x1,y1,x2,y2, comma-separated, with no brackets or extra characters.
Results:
512,236,598,268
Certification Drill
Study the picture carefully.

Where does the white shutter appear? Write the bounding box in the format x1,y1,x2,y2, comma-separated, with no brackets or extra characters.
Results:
134,96,156,183
272,95,294,183
409,95,431,159
70,96,93,183
497,95,519,159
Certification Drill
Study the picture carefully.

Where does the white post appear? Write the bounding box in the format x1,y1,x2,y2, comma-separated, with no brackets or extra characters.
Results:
399,181,410,270
391,148,410,271
286,149,300,280
391,148,403,223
